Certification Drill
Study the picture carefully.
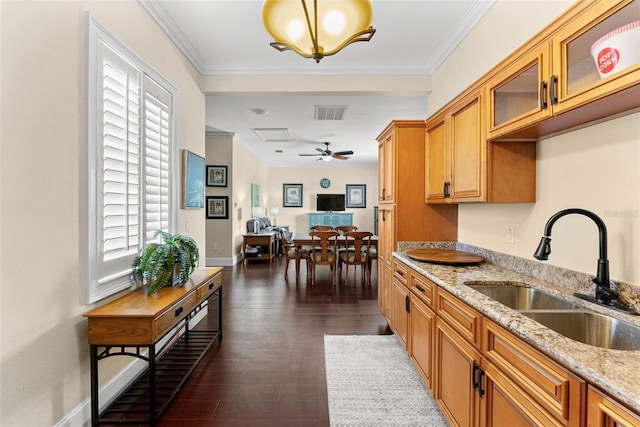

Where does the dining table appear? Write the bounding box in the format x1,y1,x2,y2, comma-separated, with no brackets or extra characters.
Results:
291,233,378,279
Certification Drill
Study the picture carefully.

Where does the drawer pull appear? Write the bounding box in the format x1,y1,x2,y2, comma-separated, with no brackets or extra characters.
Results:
175,306,184,317
396,270,405,276
415,285,426,293
209,282,214,290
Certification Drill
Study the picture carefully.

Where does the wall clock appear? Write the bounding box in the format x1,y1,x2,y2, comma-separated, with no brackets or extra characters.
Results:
320,178,331,189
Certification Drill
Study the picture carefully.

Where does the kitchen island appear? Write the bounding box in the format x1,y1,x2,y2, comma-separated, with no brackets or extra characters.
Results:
391,242,640,420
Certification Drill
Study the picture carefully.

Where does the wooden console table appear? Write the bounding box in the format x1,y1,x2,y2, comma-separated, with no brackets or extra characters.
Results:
243,232,276,265
84,267,223,426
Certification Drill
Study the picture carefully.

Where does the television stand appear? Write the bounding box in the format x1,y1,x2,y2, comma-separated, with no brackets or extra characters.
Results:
308,212,353,229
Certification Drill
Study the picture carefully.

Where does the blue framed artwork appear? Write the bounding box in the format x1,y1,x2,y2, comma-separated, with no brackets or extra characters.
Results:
183,150,205,209
346,184,366,208
251,183,260,207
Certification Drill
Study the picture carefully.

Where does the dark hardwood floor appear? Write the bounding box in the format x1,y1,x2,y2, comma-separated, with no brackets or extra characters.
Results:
158,256,391,426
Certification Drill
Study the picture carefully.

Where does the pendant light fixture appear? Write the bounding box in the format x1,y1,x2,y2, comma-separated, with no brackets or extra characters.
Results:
262,0,376,63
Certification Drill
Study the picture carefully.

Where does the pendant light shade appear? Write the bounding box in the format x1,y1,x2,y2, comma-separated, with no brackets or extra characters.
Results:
262,0,376,63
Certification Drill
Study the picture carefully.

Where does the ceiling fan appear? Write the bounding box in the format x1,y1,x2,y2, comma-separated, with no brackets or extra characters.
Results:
298,142,354,161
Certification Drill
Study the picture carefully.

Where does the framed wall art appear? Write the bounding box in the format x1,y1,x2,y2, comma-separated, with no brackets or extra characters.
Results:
346,184,366,208
182,150,205,209
206,165,227,187
283,183,303,208
206,196,229,219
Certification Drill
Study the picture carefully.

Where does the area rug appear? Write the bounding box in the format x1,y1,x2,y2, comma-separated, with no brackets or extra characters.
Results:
324,335,448,426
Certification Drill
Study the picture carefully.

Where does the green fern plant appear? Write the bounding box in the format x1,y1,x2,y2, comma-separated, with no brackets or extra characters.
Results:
132,231,199,295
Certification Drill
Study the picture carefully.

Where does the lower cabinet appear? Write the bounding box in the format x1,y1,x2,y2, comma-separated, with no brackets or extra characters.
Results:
389,257,640,427
408,296,436,391
435,316,482,427
587,386,640,427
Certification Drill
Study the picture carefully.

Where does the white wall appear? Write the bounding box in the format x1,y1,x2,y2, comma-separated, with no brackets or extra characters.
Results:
268,166,378,234
205,134,234,263
430,0,640,286
0,1,205,425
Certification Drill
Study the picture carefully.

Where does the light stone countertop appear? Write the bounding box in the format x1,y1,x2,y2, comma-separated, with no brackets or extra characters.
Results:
393,244,640,413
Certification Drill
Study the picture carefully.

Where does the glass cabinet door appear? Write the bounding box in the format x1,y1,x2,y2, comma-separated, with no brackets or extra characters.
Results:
552,0,639,112
487,42,552,139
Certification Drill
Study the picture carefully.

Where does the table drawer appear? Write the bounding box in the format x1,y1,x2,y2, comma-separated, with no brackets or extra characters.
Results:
196,272,222,301
154,292,198,340
245,236,272,246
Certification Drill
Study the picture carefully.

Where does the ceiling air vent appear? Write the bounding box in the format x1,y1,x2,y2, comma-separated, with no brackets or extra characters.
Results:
314,105,347,121
252,128,293,142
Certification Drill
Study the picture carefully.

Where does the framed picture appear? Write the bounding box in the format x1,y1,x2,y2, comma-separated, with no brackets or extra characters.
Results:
206,165,227,187
206,196,229,219
182,150,205,209
346,184,366,208
283,183,303,208
251,183,260,207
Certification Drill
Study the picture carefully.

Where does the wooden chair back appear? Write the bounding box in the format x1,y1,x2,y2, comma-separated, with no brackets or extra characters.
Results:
310,225,335,232
335,225,358,235
344,231,373,264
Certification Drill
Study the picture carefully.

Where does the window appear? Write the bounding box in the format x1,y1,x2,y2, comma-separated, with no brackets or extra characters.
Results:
86,15,177,303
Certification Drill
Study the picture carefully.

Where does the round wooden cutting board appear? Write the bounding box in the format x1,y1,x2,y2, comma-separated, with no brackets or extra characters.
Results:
406,249,484,265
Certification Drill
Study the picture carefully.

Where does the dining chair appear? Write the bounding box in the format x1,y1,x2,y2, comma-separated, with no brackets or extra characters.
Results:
278,229,308,282
338,231,373,285
308,231,339,285
310,225,335,231
335,225,358,235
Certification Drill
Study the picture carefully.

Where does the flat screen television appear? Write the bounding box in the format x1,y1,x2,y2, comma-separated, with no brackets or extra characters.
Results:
317,194,345,212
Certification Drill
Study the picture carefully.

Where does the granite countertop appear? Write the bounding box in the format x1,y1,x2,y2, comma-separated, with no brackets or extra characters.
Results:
393,245,640,413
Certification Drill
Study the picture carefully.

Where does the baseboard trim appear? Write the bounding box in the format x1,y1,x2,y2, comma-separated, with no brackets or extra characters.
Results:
206,256,240,266
55,307,209,427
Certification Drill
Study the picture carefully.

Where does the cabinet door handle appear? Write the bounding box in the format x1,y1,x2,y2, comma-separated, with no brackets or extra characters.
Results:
443,182,447,197
539,80,547,110
415,285,426,293
550,74,558,105
405,295,411,313
175,306,184,317
478,367,486,398
472,362,479,391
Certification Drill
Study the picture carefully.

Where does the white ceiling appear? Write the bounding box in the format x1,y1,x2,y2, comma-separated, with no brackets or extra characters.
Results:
141,0,495,167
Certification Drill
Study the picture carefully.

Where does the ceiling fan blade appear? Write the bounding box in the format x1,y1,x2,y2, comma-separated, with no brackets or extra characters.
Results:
332,153,350,160
332,150,353,156
299,153,322,156
316,147,325,153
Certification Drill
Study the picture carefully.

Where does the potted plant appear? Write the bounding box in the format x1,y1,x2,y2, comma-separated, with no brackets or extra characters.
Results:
132,230,200,295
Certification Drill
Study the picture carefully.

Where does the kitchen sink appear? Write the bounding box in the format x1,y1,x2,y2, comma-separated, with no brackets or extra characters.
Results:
521,311,640,350
464,282,581,310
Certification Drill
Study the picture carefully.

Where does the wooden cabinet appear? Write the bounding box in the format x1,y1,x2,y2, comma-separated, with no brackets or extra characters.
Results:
392,269,410,348
487,0,640,141
409,291,436,391
376,121,457,322
426,90,536,204
378,131,395,203
426,89,486,203
587,386,640,427
435,316,482,427
482,319,584,427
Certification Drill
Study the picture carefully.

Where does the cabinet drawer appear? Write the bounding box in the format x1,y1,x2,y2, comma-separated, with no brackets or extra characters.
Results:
587,385,640,427
436,288,481,347
196,272,222,301
409,272,436,309
154,292,198,340
393,260,409,286
483,319,584,425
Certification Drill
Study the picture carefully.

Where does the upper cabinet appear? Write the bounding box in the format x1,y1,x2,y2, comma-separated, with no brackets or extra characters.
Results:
426,89,486,203
426,89,536,204
378,131,395,203
487,0,640,141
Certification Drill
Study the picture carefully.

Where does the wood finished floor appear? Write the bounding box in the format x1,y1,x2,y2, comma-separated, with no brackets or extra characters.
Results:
158,256,391,427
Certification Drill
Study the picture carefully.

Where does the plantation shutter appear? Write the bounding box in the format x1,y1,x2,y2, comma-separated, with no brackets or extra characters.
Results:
97,46,142,289
143,76,172,243
86,15,177,303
